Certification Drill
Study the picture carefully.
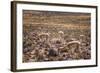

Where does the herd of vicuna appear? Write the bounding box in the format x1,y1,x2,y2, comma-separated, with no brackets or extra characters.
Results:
23,30,91,62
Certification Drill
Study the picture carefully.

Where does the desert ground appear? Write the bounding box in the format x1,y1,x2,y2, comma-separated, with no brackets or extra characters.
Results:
23,10,91,62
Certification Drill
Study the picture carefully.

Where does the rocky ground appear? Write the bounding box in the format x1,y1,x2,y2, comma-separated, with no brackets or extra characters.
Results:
23,26,91,62
22,10,91,63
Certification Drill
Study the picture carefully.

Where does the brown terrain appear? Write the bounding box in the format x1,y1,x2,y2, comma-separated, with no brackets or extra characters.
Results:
23,10,91,62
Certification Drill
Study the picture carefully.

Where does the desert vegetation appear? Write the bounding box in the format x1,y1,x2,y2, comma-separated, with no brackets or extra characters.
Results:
23,10,91,62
